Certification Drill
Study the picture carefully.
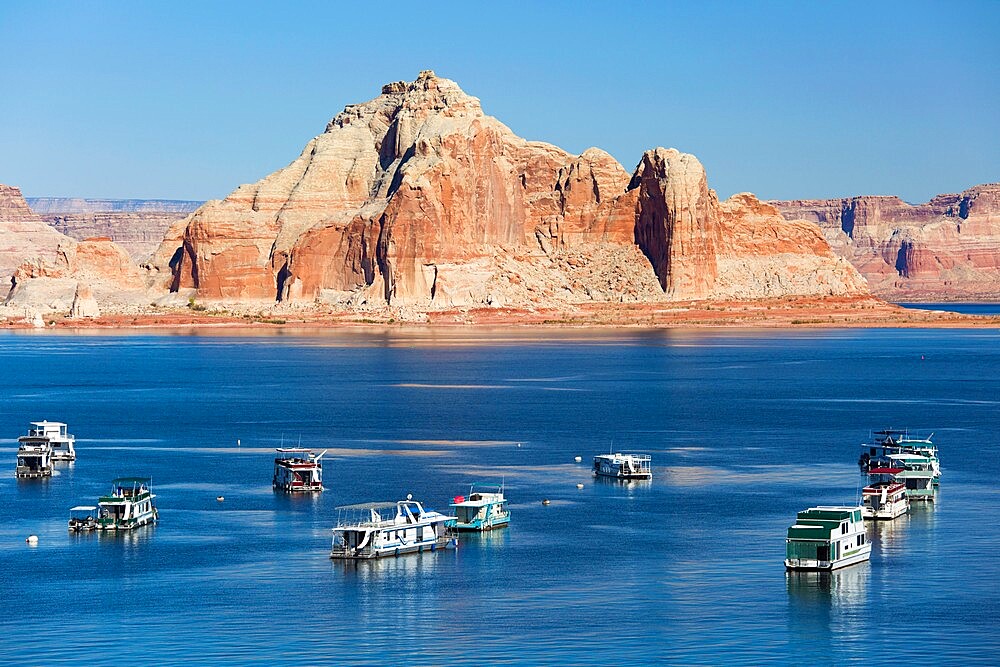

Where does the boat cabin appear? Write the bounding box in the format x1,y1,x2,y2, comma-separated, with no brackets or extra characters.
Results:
331,498,458,559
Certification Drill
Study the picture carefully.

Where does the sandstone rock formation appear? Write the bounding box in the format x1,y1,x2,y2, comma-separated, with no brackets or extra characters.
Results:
5,237,149,313
153,71,867,312
773,184,1000,299
26,197,201,262
70,282,100,318
0,184,69,284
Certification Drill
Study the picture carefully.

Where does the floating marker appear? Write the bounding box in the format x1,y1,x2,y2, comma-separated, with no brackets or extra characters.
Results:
216,496,225,502
574,456,582,463
26,535,38,545
542,499,551,506
576,483,584,489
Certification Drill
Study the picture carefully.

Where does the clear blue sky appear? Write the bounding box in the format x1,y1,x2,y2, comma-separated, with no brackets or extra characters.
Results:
1,0,997,203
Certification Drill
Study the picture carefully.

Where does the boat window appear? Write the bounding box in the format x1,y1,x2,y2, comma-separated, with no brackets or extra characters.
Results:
841,522,848,534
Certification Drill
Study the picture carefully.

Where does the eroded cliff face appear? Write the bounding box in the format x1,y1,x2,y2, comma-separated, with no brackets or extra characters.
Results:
0,184,69,284
153,71,869,310
773,184,1000,298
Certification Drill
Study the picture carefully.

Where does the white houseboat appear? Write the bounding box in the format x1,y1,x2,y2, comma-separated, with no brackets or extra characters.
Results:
19,421,76,461
449,483,510,531
593,453,652,480
96,477,158,530
859,429,939,484
272,448,325,492
331,497,458,560
68,506,98,532
860,479,909,520
785,506,871,571
889,453,937,501
15,440,53,478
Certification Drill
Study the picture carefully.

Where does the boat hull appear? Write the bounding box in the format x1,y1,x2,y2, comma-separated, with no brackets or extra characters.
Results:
452,516,510,532
785,545,872,571
594,470,652,480
330,535,458,560
15,468,52,479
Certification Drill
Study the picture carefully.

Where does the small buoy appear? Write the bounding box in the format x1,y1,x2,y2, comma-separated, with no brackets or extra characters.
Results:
516,442,522,448
574,456,582,463
576,483,584,489
216,496,225,502
26,535,38,545
542,499,551,506
921,355,925,360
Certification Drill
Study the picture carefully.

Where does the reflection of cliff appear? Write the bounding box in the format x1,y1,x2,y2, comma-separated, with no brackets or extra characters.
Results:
773,184,1000,299
151,70,868,309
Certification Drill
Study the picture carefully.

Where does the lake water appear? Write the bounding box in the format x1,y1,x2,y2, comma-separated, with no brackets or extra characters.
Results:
1,327,999,665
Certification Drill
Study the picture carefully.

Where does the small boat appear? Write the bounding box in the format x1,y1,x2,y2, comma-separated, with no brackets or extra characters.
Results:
785,506,871,571
95,477,158,531
14,440,53,479
272,448,325,492
19,421,76,462
593,452,652,480
449,483,510,531
68,505,98,531
331,497,458,560
860,478,909,520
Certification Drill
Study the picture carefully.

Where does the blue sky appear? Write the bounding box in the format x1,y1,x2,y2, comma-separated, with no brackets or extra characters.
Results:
1,1,997,202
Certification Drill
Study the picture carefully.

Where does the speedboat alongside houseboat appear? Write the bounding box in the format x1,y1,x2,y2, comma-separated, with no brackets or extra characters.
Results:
15,439,53,478
785,506,871,571
19,421,76,461
273,448,325,492
68,506,98,532
449,483,510,531
593,453,652,480
95,477,158,530
331,497,458,560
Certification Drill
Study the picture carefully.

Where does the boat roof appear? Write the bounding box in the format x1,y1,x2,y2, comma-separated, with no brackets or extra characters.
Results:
594,452,650,460
887,453,931,461
796,506,860,520
70,505,97,511
276,447,312,454
111,476,151,484
30,420,66,426
336,501,401,511
869,467,904,474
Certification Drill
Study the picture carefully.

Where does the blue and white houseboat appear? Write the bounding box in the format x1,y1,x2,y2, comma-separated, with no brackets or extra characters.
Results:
449,483,510,531
785,506,871,571
593,452,652,480
331,497,458,560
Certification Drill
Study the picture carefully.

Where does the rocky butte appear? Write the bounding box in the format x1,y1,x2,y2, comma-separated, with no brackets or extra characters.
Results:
143,70,868,316
773,184,1000,300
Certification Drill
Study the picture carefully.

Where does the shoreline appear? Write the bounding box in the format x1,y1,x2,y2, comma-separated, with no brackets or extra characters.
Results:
3,296,999,331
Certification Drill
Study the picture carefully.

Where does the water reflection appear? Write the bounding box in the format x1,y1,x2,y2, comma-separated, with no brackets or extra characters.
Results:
786,565,870,652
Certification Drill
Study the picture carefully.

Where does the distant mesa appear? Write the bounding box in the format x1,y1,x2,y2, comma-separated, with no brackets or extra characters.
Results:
773,184,1000,300
147,70,868,309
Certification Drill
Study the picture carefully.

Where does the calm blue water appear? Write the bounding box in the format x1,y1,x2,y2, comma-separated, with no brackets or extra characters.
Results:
898,302,1000,315
1,327,999,665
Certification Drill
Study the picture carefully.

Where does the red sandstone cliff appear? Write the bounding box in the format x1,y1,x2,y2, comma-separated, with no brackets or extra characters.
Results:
0,184,69,284
773,184,1000,299
151,71,867,311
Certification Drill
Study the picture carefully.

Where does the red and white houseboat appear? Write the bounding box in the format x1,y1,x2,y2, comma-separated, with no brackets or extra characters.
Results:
860,465,909,520
272,448,325,492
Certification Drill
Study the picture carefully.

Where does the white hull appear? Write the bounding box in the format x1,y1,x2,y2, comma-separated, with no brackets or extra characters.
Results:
785,544,872,571
331,535,457,560
863,502,908,520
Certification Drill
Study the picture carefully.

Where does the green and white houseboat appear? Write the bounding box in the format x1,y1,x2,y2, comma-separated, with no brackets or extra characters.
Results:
449,483,510,531
95,477,158,530
785,506,871,571
889,453,937,501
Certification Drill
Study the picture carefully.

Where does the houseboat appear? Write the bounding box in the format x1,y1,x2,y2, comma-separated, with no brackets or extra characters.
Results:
18,421,76,461
95,477,158,530
331,497,458,560
68,506,98,532
593,452,652,480
449,483,510,531
859,429,939,483
860,479,909,520
889,453,937,501
273,448,325,492
15,440,53,478
785,506,871,571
